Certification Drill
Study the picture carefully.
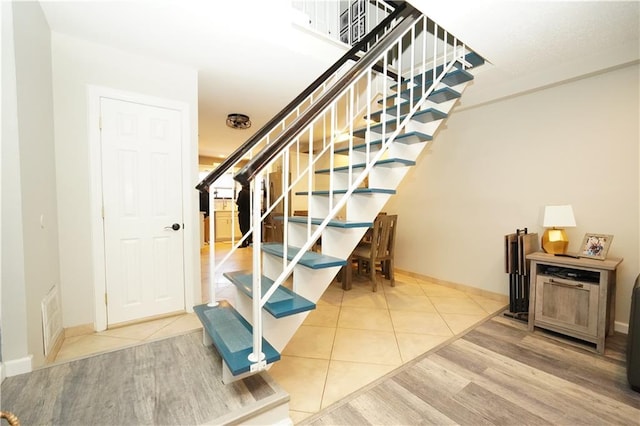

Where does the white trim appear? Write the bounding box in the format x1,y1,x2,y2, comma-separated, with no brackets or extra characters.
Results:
615,320,629,335
87,85,195,331
4,355,33,377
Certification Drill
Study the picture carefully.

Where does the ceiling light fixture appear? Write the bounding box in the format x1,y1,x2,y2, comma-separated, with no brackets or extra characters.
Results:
226,113,251,130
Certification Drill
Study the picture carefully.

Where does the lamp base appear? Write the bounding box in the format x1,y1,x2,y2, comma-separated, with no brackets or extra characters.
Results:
542,228,569,254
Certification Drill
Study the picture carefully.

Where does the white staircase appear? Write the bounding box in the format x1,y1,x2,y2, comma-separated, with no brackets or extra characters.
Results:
195,2,485,390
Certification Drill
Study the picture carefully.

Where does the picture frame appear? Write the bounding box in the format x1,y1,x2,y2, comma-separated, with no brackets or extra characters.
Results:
340,29,349,45
578,233,613,260
340,10,349,32
351,22,359,43
358,0,366,15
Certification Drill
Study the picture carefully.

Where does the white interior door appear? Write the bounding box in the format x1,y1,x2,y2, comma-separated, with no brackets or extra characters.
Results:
100,97,185,325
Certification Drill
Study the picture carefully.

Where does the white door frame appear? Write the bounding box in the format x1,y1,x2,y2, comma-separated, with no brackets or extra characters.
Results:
88,86,197,331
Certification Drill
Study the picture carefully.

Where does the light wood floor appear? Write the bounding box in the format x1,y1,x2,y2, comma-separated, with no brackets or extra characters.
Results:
302,315,640,425
1,331,288,425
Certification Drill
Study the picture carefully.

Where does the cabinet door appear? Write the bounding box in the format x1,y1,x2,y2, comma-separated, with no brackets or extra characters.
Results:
535,275,599,337
215,213,231,241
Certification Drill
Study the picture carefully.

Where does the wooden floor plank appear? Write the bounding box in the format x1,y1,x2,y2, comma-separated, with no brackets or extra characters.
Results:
465,322,639,408
1,331,285,425
304,316,640,425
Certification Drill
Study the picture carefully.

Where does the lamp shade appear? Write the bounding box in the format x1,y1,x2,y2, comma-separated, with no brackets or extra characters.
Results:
542,205,576,228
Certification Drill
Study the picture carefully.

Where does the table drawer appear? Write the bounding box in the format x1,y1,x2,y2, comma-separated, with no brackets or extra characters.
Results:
534,275,599,337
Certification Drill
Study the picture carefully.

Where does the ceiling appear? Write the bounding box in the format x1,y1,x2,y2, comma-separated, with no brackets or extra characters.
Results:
39,1,639,161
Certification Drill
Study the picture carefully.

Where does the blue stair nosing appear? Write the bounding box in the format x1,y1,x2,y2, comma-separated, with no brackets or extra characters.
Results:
315,158,415,174
261,243,346,269
223,271,315,318
295,188,396,197
194,302,280,376
282,216,373,229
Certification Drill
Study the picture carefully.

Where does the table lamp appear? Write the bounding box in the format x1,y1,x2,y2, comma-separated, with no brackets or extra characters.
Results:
542,204,576,254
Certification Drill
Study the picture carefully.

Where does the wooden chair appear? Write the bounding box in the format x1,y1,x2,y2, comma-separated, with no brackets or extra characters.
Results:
351,214,397,292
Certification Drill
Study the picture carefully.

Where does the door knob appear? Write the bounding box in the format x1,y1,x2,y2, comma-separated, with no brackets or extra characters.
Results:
165,223,181,231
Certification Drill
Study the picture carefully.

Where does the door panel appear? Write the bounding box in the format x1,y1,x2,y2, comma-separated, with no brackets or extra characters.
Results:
101,97,185,325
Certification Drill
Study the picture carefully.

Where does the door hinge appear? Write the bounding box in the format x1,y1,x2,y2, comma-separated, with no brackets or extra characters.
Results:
104,293,108,305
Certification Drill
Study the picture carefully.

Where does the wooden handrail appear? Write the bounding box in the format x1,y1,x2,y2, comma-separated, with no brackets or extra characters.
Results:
195,2,409,191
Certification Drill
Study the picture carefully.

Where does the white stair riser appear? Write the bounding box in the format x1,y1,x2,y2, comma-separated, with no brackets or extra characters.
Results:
232,290,310,352
387,139,430,162
368,165,413,190
293,267,342,302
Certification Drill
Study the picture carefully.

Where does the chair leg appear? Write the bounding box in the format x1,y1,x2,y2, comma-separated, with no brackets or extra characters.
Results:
370,259,377,292
389,259,395,287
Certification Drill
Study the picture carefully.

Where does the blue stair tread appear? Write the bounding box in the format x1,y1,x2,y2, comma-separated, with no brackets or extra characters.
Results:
334,131,432,154
380,86,461,105
399,86,461,103
368,105,445,124
278,216,373,229
464,51,485,67
367,103,412,121
315,158,415,174
262,243,346,269
412,108,448,123
223,271,315,318
353,119,399,138
194,302,280,376
295,187,396,196
390,67,474,93
224,271,292,303
354,106,446,136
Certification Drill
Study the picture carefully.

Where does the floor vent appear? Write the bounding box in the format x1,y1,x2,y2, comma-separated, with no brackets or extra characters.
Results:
41,285,63,356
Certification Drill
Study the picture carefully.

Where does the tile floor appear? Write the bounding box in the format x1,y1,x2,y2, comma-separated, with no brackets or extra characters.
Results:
50,242,508,424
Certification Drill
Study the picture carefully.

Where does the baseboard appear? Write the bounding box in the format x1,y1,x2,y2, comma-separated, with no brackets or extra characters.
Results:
4,354,33,377
394,269,508,301
64,322,94,338
1,362,5,383
615,321,629,334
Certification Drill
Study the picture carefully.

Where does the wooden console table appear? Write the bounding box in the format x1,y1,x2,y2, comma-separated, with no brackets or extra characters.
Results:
527,252,622,353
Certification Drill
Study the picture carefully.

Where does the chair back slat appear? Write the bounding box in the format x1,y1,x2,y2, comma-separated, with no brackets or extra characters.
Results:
371,214,397,259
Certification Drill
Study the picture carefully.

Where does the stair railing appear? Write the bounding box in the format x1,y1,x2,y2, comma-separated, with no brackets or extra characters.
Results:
237,9,478,369
199,3,411,310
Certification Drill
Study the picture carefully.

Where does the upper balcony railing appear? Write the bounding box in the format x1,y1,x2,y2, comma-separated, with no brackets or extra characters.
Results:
291,0,398,46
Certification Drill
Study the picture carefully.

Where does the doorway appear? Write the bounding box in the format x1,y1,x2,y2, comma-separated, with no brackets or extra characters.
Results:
89,88,195,330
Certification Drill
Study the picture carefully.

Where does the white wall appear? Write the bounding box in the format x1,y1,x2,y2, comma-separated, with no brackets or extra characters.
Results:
51,33,199,328
1,1,59,370
386,63,639,326
1,0,29,368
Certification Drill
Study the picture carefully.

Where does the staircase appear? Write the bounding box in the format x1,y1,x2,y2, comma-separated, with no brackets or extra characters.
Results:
195,0,484,398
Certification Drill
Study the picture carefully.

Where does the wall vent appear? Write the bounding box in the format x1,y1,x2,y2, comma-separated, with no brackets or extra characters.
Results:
41,285,63,356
